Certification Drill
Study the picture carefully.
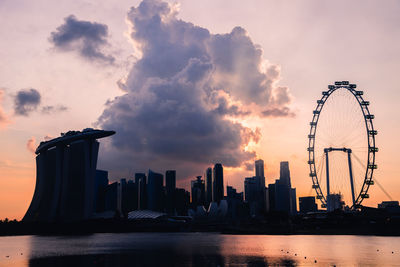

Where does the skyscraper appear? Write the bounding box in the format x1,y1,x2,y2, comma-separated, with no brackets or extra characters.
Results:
280,161,291,187
268,161,297,215
243,159,268,216
255,159,266,189
244,177,258,203
135,173,147,210
120,178,129,215
94,169,108,212
126,179,137,212
191,176,205,207
213,163,224,202
147,169,164,211
23,129,115,222
175,188,190,216
165,170,176,214
105,182,120,213
165,170,176,193
205,167,213,205
255,159,264,178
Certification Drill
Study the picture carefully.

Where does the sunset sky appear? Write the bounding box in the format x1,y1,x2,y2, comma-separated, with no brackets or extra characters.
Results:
1,0,399,220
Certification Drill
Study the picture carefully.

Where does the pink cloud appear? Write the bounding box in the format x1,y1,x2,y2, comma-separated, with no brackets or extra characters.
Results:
26,137,36,154
0,89,10,129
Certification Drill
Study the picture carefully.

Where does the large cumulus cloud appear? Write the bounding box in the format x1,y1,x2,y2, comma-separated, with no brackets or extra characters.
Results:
50,15,115,64
97,0,293,179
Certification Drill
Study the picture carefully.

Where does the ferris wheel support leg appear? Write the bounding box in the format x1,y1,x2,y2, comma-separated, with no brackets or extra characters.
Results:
325,150,331,212
347,150,356,208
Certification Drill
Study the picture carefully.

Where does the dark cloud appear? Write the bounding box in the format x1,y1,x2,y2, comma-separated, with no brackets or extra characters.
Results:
262,107,295,117
209,91,251,117
14,88,41,116
14,89,68,116
50,15,115,64
97,0,293,179
41,105,68,114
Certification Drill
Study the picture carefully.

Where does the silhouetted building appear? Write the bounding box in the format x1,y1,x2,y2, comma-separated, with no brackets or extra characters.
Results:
268,161,297,215
245,176,261,217
268,183,276,213
291,188,297,215
175,188,190,215
120,179,129,215
226,186,245,220
165,170,176,193
105,182,120,213
244,177,257,203
280,161,291,186
23,128,115,222
191,176,205,207
126,180,137,212
327,194,344,211
165,170,176,214
213,163,224,202
299,196,318,213
118,179,137,215
378,201,400,214
135,173,147,210
255,159,265,189
378,201,399,209
205,167,213,205
94,170,108,212
244,160,267,217
147,170,164,212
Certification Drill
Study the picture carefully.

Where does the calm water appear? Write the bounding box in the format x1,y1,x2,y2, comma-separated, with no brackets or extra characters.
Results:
0,233,400,266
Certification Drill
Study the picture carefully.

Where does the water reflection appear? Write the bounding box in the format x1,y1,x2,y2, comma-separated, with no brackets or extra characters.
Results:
1,233,400,267
29,253,296,267
25,233,297,267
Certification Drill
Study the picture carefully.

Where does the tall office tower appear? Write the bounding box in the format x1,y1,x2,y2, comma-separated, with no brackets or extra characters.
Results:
213,163,224,202
205,167,213,205
268,183,276,211
126,180,137,212
135,173,147,210
175,188,190,216
226,185,244,220
105,182,120,212
244,177,257,203
120,178,129,215
23,129,115,222
165,170,176,214
290,188,297,215
255,159,265,186
280,161,291,186
244,176,265,217
147,170,164,211
94,170,108,212
191,176,205,207
269,161,297,215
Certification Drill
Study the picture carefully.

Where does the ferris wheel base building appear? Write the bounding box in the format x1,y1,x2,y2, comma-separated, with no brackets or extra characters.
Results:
23,129,115,223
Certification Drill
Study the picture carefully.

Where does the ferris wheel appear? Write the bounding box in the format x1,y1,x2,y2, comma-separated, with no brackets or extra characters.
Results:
307,81,377,210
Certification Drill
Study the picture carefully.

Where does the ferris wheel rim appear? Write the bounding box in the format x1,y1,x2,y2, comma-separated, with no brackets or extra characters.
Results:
307,81,377,209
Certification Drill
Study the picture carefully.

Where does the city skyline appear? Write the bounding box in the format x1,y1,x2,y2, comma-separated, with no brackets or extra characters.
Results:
1,0,400,220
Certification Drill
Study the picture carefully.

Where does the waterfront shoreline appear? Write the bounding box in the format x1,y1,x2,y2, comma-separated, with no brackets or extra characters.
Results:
1,220,400,237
